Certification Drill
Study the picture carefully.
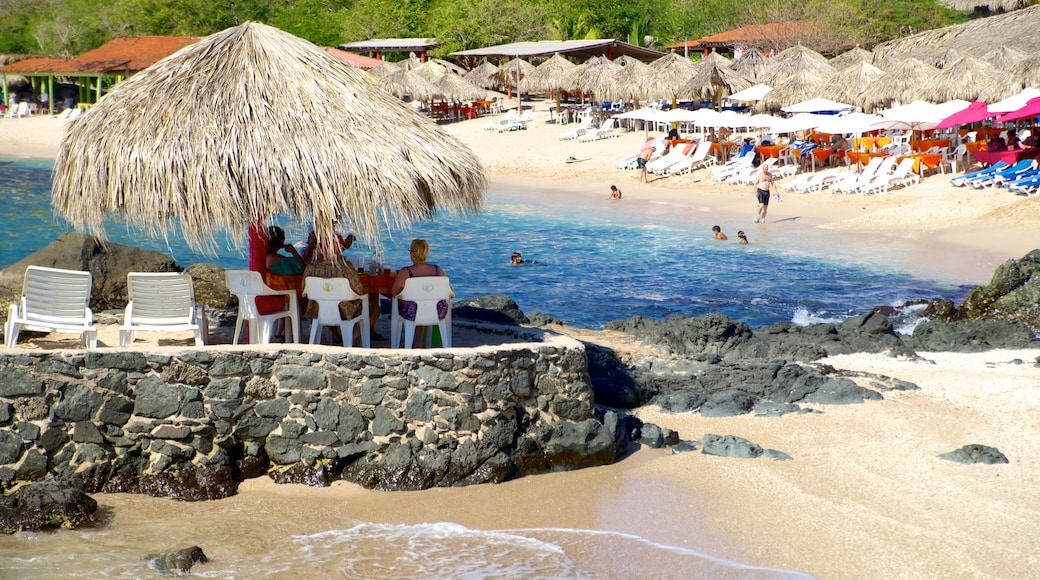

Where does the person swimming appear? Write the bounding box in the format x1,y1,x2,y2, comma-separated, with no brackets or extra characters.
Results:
737,230,748,244
510,251,537,265
712,225,728,240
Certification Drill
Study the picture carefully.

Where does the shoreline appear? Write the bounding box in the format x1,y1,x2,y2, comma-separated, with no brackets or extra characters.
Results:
2,109,1040,578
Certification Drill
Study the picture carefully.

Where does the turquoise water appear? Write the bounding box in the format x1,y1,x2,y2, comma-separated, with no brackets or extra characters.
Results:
0,157,970,328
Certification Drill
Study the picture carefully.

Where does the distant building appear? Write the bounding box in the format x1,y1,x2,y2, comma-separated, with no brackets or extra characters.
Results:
665,21,823,58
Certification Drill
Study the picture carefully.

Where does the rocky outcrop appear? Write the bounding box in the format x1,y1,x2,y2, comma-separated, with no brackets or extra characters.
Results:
0,475,98,533
146,546,208,574
670,434,791,461
939,444,1009,465
956,249,1040,330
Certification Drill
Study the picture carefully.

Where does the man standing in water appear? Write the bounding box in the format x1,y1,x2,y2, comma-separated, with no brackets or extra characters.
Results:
752,162,776,223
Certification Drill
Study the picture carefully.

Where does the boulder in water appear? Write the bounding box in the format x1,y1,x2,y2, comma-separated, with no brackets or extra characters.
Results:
0,475,98,534
146,545,208,574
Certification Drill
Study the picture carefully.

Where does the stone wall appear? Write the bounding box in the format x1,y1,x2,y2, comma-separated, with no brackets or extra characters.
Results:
0,331,628,500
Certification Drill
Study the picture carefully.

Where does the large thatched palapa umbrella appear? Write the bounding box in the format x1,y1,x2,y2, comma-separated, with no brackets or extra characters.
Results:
433,72,487,102
729,47,773,83
762,45,834,87
378,68,440,102
757,67,830,113
860,57,937,113
679,60,752,107
918,56,1019,103
820,61,885,112
463,60,500,89
521,53,578,119
1009,53,1040,92
647,52,697,102
52,22,485,252
600,55,654,103
829,46,874,71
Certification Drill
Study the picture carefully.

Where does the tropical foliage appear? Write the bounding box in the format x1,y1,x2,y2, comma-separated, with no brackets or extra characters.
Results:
0,0,970,59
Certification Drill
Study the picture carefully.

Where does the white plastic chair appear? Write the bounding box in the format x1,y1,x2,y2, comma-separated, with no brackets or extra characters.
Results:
390,277,452,349
119,272,207,347
5,266,98,349
303,277,370,348
225,270,300,345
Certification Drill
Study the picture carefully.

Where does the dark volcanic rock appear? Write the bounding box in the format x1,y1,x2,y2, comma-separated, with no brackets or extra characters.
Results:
939,444,1009,465
957,249,1040,329
185,263,233,309
906,319,1037,352
452,295,529,326
147,546,208,574
698,434,763,458
585,343,652,407
0,476,98,534
606,313,754,357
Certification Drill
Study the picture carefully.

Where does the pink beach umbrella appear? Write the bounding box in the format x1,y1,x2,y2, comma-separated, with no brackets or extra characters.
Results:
935,101,995,130
994,97,1040,123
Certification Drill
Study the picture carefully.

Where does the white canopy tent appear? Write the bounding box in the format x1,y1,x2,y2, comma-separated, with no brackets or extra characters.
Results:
725,83,772,102
781,97,856,114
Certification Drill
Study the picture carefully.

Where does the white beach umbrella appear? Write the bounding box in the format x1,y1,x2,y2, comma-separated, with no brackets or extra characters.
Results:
781,97,856,114
814,112,883,135
989,87,1040,113
726,83,772,102
872,100,948,131
770,113,831,134
615,107,669,122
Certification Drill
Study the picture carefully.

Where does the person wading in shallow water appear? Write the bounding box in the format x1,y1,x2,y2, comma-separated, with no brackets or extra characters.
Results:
752,162,777,223
609,185,622,200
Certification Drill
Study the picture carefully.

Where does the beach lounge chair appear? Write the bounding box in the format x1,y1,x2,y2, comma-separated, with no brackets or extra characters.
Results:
483,109,516,131
788,168,841,193
5,265,98,349
1006,171,1040,196
303,276,370,348
830,156,888,193
970,159,1037,189
861,157,918,195
390,276,452,349
616,137,657,169
647,141,697,175
558,116,594,141
578,118,617,142
665,140,717,176
730,158,777,186
710,149,755,182
950,161,1009,187
225,270,300,345
119,272,207,347
498,110,533,132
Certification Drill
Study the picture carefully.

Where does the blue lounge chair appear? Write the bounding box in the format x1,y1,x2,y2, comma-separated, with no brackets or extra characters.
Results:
950,160,1009,187
967,159,1037,189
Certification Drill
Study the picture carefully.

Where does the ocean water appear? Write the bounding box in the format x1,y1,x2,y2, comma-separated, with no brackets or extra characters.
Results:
0,157,972,329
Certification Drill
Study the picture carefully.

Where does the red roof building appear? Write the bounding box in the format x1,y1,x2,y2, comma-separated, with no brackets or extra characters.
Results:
323,47,383,70
666,21,823,56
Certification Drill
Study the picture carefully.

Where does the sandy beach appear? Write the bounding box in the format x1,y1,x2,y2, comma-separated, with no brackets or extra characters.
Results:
2,107,1040,578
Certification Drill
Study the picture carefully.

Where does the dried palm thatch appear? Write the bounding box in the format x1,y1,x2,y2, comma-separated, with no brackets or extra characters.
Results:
521,53,577,93
1009,52,1040,91
679,62,753,103
368,61,400,79
918,56,1020,103
757,68,830,113
51,22,485,252
927,47,962,69
398,53,423,71
983,45,1028,69
860,57,938,112
819,61,885,111
729,47,773,83
763,45,834,87
433,72,487,102
941,0,1030,12
463,60,500,89
569,56,620,96
378,69,439,102
829,46,874,71
429,57,467,76
599,55,654,101
647,52,698,99
873,5,1040,64
489,58,536,89
412,60,448,83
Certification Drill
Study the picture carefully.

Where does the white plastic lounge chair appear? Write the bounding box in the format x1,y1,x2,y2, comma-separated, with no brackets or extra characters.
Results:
558,116,594,141
483,109,516,130
861,157,918,195
119,272,207,347
647,141,697,175
710,152,755,182
830,156,888,193
790,169,841,193
498,110,533,132
225,270,300,345
616,137,657,169
303,276,370,348
665,140,716,176
5,265,98,349
578,118,616,142
843,156,898,194
390,277,452,349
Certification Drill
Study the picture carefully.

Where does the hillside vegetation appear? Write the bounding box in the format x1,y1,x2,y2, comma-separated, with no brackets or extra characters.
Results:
1,0,969,59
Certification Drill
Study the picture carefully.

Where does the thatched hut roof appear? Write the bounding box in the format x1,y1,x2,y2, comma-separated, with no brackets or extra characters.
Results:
51,22,485,250
763,45,834,87
697,50,732,69
772,44,830,67
520,53,577,93
829,46,875,71
463,60,500,89
860,57,938,112
820,61,885,111
600,55,655,101
983,45,1028,69
918,56,1019,103
647,52,698,98
873,4,1040,64
1009,53,1040,91
378,69,440,101
927,47,962,69
568,56,620,96
941,0,1030,12
757,68,830,113
368,61,400,78
433,72,487,102
412,60,448,82
679,62,753,102
729,47,773,83
489,57,536,89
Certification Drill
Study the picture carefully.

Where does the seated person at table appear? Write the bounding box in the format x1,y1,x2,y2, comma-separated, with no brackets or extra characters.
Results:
303,224,355,265
392,240,453,342
1024,128,1040,148
986,137,1007,152
760,133,774,146
1009,133,1023,150
266,226,305,276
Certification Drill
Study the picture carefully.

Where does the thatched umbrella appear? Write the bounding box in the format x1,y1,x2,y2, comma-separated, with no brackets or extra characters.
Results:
918,56,1019,103
398,53,423,71
378,69,440,102
521,53,577,94
463,60,500,89
1009,53,1040,92
928,47,962,69
600,55,655,103
412,60,448,83
489,57,536,91
757,68,830,113
368,60,400,79
860,57,938,113
433,72,487,102
820,61,885,112
679,61,753,107
569,55,620,97
984,46,1028,69
51,22,485,252
429,57,467,76
762,45,834,87
729,47,773,83
829,46,875,71
647,52,698,102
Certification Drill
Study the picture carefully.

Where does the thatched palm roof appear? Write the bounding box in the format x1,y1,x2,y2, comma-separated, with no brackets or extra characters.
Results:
757,68,830,113
600,55,654,101
433,72,487,102
1009,53,1040,91
773,44,830,67
983,45,1028,69
873,5,1040,64
928,47,962,69
463,60,500,89
829,46,875,71
820,61,885,112
680,62,753,102
521,53,577,93
490,57,536,89
648,52,698,98
51,22,485,250
569,56,620,96
368,61,400,79
378,69,439,101
941,0,1030,12
860,57,938,113
763,45,834,87
918,56,1019,103
729,47,773,83
697,50,732,69
412,60,448,82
